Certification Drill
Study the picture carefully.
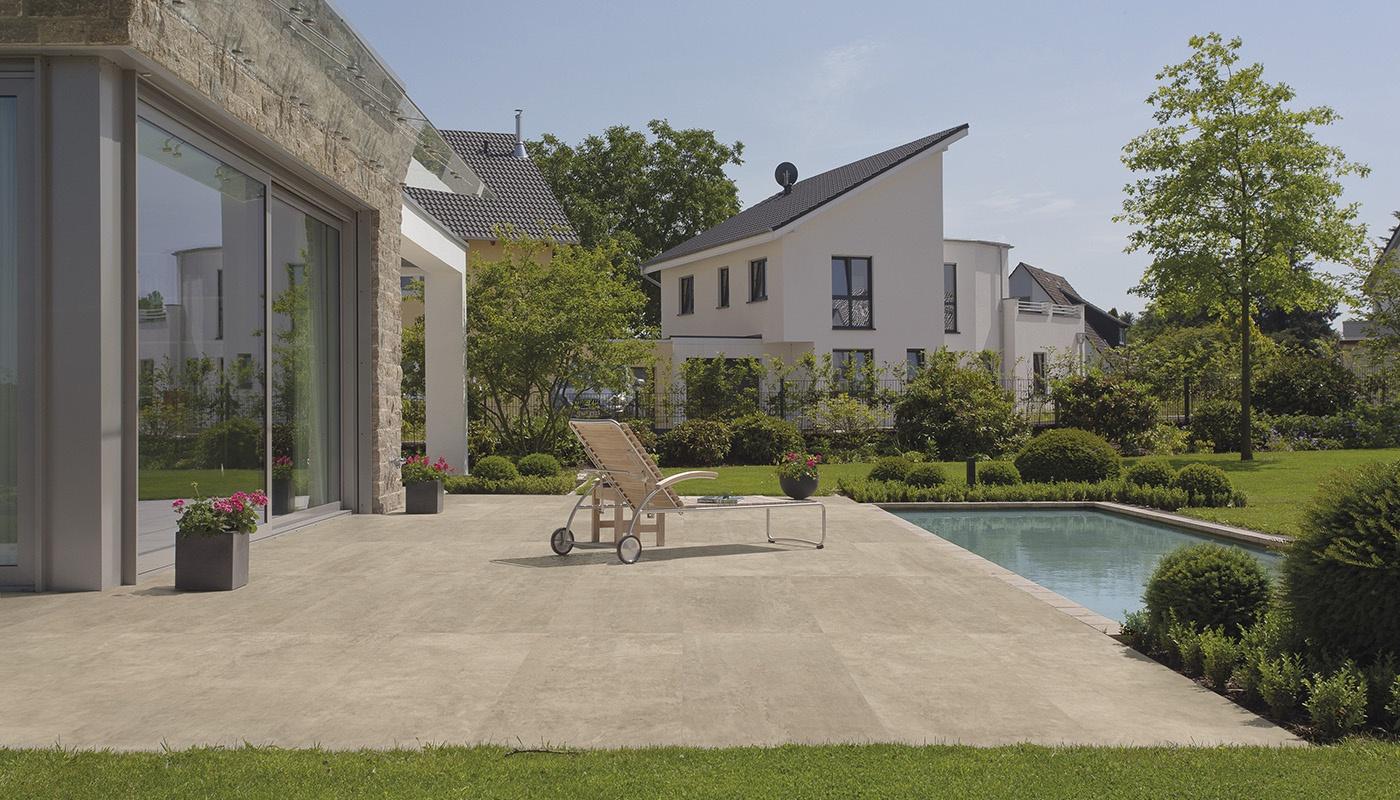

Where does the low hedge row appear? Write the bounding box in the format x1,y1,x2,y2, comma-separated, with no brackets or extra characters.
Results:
836,477,1245,511
444,474,575,495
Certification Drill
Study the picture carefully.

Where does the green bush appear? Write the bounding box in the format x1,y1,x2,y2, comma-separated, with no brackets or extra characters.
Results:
1050,370,1160,450
809,394,880,459
516,453,562,478
1362,654,1398,730
835,477,1240,512
977,461,1021,486
727,413,803,465
1199,628,1241,691
1014,428,1121,483
1304,664,1369,740
467,423,501,460
657,419,732,467
1284,460,1400,661
196,417,263,470
1120,608,1155,653
1255,349,1357,417
1143,543,1272,636
1125,458,1176,488
893,349,1028,459
627,421,658,453
472,455,518,481
1167,615,1204,676
869,456,914,482
1388,676,1400,729
905,463,947,488
1258,653,1306,720
445,474,574,495
1172,463,1234,500
1233,608,1297,703
681,356,763,420
1190,399,1268,453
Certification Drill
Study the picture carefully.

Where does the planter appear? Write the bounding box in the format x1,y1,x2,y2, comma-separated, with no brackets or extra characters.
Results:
779,473,819,500
175,530,249,591
405,479,444,514
271,476,294,515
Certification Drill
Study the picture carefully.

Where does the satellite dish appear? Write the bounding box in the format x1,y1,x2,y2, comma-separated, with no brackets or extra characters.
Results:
775,162,798,195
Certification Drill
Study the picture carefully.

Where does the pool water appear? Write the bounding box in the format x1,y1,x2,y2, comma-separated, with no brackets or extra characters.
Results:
893,508,1281,623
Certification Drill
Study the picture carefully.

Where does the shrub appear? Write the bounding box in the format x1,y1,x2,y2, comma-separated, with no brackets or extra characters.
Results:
444,474,574,495
681,356,763,420
977,461,1021,486
1363,654,1398,729
1199,628,1241,691
627,421,658,453
809,394,880,459
467,423,501,459
1284,460,1400,662
869,455,914,482
901,450,927,463
1167,615,1204,676
1050,371,1160,450
1388,676,1400,730
1258,653,1306,720
893,349,1028,459
727,413,803,465
1143,543,1272,636
1172,463,1233,500
1190,399,1268,453
1125,458,1176,488
472,455,518,481
1304,664,1369,740
1120,608,1156,653
1141,422,1190,456
834,477,1238,512
657,419,732,467
1234,608,1297,703
1014,428,1121,484
196,417,263,470
1266,411,1388,452
1255,349,1357,417
905,463,947,488
516,453,562,477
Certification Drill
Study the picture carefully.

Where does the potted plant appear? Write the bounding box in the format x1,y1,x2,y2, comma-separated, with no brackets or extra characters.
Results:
776,451,822,500
402,454,452,514
173,486,267,591
270,455,294,515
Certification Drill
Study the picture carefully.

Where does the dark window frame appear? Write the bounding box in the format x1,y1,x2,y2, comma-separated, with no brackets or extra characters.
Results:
717,266,729,308
1032,352,1049,396
679,274,695,316
905,348,925,381
944,262,958,333
831,255,874,330
748,258,767,302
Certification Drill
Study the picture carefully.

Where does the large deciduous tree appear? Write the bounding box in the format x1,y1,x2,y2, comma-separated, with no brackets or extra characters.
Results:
528,120,744,325
1116,33,1369,460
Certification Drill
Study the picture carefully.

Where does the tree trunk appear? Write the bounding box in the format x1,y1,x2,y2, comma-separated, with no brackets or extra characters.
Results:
1239,279,1253,461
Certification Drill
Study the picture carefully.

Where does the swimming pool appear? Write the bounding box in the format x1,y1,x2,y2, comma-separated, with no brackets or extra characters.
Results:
891,508,1282,623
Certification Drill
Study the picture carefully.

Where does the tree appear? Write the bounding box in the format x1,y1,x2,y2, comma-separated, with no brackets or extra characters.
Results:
1116,33,1369,460
400,277,425,441
467,238,650,455
1357,212,1400,383
528,120,744,324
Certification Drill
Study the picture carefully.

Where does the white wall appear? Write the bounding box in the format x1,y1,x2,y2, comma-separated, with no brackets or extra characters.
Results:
943,239,1010,356
1001,300,1086,383
657,238,783,341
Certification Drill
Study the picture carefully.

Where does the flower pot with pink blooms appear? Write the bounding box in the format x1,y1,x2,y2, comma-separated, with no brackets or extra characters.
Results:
172,485,267,591
270,455,295,515
776,452,822,500
402,454,453,514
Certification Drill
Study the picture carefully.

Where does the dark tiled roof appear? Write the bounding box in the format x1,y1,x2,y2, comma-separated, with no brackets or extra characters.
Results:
1017,262,1128,352
404,130,579,244
642,125,968,269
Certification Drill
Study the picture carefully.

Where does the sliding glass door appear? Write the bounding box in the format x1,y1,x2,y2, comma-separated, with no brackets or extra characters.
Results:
1,75,34,587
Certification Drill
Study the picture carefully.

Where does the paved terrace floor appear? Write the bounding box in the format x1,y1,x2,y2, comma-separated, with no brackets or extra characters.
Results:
0,496,1295,749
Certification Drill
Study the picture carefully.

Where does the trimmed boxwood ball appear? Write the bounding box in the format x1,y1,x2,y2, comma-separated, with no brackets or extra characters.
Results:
657,419,732,467
727,413,804,465
1172,463,1232,498
976,460,1021,486
1284,460,1400,661
1014,428,1121,483
472,454,518,481
905,463,947,488
1125,457,1177,488
869,455,914,482
516,452,562,478
1144,542,1272,635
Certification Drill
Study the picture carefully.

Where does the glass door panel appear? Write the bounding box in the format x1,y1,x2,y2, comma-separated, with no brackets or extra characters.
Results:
0,95,19,568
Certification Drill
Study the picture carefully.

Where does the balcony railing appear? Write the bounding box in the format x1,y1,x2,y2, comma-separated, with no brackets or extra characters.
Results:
1016,299,1082,318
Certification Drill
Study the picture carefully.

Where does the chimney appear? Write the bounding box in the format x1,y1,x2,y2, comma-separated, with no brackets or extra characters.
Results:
512,109,527,158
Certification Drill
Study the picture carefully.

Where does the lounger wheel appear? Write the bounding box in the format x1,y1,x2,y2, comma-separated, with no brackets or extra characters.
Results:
617,534,642,564
550,527,575,556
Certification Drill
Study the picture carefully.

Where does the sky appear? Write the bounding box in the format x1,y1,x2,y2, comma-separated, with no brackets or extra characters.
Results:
337,0,1400,318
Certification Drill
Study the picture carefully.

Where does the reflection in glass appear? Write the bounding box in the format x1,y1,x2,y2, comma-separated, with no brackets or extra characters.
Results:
269,198,340,514
1,97,18,565
136,119,266,560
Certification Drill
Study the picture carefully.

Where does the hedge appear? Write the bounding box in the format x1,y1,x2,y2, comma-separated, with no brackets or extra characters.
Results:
836,477,1245,512
445,474,575,495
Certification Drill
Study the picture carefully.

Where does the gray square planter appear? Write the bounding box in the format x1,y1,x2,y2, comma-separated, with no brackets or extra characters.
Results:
175,531,249,591
405,480,444,514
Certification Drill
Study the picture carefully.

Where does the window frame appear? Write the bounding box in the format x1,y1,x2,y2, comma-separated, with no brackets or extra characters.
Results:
905,348,925,381
748,258,767,302
717,266,729,308
832,348,875,389
1032,352,1049,396
831,255,874,330
678,274,695,316
943,262,958,334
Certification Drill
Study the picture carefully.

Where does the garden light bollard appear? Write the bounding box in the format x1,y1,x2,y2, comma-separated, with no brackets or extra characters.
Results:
967,458,977,487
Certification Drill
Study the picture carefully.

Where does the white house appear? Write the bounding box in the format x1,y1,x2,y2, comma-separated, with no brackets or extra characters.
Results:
640,126,1125,392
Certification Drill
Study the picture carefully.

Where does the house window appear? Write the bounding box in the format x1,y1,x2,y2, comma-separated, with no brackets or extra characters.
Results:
905,348,925,381
749,258,767,302
718,267,729,308
1032,352,1048,396
944,263,958,333
831,256,873,329
832,349,874,389
679,275,694,315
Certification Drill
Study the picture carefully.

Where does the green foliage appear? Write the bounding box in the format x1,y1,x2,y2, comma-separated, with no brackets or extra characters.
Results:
1014,428,1122,483
893,349,1027,459
1199,628,1241,690
905,463,947,488
467,423,501,460
836,477,1241,512
1258,653,1306,720
1233,608,1298,703
727,413,803,465
1172,463,1234,499
657,420,732,467
196,417,263,470
1167,615,1204,677
1358,227,1400,385
1125,458,1177,488
444,474,574,495
1362,654,1398,730
681,357,764,421
869,456,914,483
1140,423,1191,456
1120,608,1156,653
516,453,563,478
1389,676,1400,729
977,461,1022,486
472,455,519,482
1304,664,1369,740
627,421,658,453
1265,410,1397,451
1255,348,1357,417
1190,399,1267,453
1284,460,1400,661
401,455,452,484
401,282,425,442
1143,543,1273,636
809,394,880,459
1050,371,1160,450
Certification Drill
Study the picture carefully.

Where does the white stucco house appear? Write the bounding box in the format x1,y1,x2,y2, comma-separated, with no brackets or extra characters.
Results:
640,125,1126,393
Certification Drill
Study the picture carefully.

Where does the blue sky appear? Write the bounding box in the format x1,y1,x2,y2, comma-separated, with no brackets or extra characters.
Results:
338,0,1399,317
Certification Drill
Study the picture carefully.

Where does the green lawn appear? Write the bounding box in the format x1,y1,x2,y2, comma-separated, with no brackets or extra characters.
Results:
138,469,263,501
3,742,1400,799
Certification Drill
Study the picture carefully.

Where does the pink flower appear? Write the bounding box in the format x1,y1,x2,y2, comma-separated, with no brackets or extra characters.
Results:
171,499,185,510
